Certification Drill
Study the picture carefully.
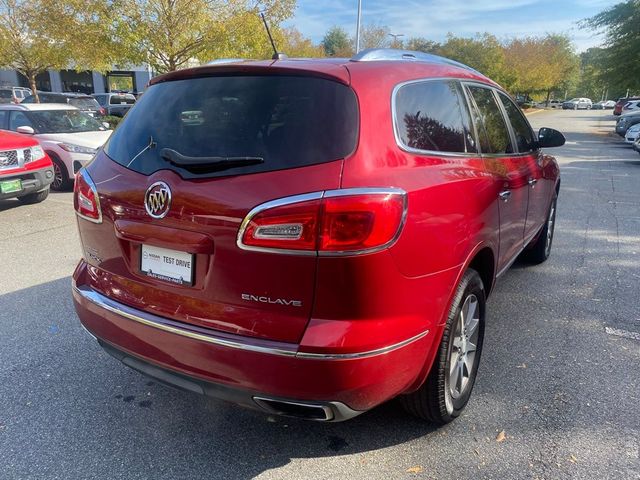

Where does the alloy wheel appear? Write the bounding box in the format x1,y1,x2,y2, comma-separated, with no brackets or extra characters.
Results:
448,294,480,401
52,162,64,190
545,199,557,257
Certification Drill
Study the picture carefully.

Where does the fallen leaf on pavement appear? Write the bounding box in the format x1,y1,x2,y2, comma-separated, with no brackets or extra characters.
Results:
496,430,506,443
406,466,423,474
569,454,578,463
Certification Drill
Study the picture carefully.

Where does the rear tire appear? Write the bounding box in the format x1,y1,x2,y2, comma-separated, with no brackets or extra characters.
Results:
50,155,71,191
18,187,49,204
400,269,485,424
521,194,557,264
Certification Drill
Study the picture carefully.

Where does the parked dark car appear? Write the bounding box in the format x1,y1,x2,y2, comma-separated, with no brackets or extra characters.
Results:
22,92,106,117
92,93,136,117
72,48,564,424
615,111,640,136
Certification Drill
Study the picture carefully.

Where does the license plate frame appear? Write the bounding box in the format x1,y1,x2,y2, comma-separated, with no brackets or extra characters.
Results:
0,179,22,194
140,244,194,286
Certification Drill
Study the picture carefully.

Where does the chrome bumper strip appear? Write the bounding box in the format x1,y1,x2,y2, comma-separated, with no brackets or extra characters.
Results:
73,284,428,360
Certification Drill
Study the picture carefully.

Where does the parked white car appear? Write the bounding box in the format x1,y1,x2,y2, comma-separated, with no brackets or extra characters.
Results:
0,104,112,190
624,123,640,144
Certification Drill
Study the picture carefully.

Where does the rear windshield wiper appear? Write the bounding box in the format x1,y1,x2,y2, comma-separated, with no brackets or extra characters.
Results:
160,148,264,172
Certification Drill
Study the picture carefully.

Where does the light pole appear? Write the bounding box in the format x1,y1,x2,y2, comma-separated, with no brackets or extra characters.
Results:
389,33,404,49
355,0,362,53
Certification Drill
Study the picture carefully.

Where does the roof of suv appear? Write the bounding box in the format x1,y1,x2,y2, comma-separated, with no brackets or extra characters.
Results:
150,49,497,89
0,103,79,111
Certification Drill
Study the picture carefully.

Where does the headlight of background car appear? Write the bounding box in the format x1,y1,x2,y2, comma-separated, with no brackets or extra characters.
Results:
59,143,98,155
29,145,45,162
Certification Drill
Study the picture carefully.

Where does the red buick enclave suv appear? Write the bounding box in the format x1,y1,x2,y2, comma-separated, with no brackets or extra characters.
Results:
72,49,563,423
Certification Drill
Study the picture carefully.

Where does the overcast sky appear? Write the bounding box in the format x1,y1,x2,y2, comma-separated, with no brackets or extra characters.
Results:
286,0,618,52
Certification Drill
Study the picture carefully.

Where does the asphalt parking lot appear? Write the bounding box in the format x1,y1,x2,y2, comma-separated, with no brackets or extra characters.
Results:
1,109,638,480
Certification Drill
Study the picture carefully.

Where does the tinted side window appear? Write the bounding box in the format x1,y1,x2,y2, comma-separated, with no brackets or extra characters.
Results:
498,92,536,153
0,111,7,128
9,112,33,131
466,86,513,155
394,80,476,154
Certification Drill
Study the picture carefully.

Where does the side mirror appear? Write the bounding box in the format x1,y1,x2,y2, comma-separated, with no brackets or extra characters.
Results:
102,122,110,129
16,125,35,135
538,127,565,148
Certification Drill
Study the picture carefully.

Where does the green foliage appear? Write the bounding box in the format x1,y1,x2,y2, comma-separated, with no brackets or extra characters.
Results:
0,0,120,99
322,26,352,57
404,38,440,54
102,115,123,129
584,0,640,93
119,0,296,73
359,24,391,50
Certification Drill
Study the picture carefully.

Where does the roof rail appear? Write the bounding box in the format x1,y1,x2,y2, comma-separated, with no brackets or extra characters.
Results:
206,58,244,66
351,48,482,75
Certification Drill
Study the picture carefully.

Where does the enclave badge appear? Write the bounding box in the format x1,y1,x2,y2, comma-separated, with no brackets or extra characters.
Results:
145,181,171,219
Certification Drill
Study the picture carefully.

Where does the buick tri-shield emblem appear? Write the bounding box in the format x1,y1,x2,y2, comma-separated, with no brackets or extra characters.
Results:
145,181,171,219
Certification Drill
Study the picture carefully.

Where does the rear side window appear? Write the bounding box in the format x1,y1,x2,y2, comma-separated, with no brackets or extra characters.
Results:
105,75,359,179
394,80,476,154
498,92,536,153
69,98,100,109
0,111,7,127
466,86,513,155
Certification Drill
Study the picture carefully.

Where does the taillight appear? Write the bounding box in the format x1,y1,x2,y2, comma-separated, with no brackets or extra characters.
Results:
99,107,106,116
74,169,102,223
238,189,406,255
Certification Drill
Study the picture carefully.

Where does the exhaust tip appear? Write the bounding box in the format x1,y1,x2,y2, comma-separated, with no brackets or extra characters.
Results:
253,396,334,421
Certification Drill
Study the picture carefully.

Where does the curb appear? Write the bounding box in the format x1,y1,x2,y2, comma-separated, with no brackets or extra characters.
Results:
524,109,545,116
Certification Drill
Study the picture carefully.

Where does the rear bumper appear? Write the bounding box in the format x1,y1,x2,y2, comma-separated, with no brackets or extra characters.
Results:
72,264,432,418
0,165,54,200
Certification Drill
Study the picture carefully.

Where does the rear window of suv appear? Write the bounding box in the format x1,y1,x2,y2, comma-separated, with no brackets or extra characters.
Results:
104,75,359,179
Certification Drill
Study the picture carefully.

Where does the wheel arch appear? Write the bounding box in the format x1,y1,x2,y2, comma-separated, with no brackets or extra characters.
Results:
403,242,496,395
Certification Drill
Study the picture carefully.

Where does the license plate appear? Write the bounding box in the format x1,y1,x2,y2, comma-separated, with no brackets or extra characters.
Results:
0,179,22,194
140,244,194,286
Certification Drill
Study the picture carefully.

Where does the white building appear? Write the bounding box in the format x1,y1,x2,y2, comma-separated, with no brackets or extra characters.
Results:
0,67,152,94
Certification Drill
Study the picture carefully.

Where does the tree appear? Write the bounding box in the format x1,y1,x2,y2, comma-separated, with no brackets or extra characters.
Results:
358,23,390,50
277,27,324,58
322,26,352,57
0,0,116,101
439,33,515,90
504,34,578,100
584,0,640,93
405,37,440,54
120,0,296,74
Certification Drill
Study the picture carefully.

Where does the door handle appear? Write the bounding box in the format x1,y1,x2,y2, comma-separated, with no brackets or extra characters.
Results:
499,190,512,202
528,178,538,187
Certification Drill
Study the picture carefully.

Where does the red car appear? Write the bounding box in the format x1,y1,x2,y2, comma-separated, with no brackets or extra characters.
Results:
72,49,563,424
0,129,53,203
614,97,640,115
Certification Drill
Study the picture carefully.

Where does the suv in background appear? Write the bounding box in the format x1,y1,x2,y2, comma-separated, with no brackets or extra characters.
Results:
0,87,32,104
562,98,592,110
72,49,564,424
0,128,53,204
22,92,106,117
92,93,136,117
0,103,112,190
